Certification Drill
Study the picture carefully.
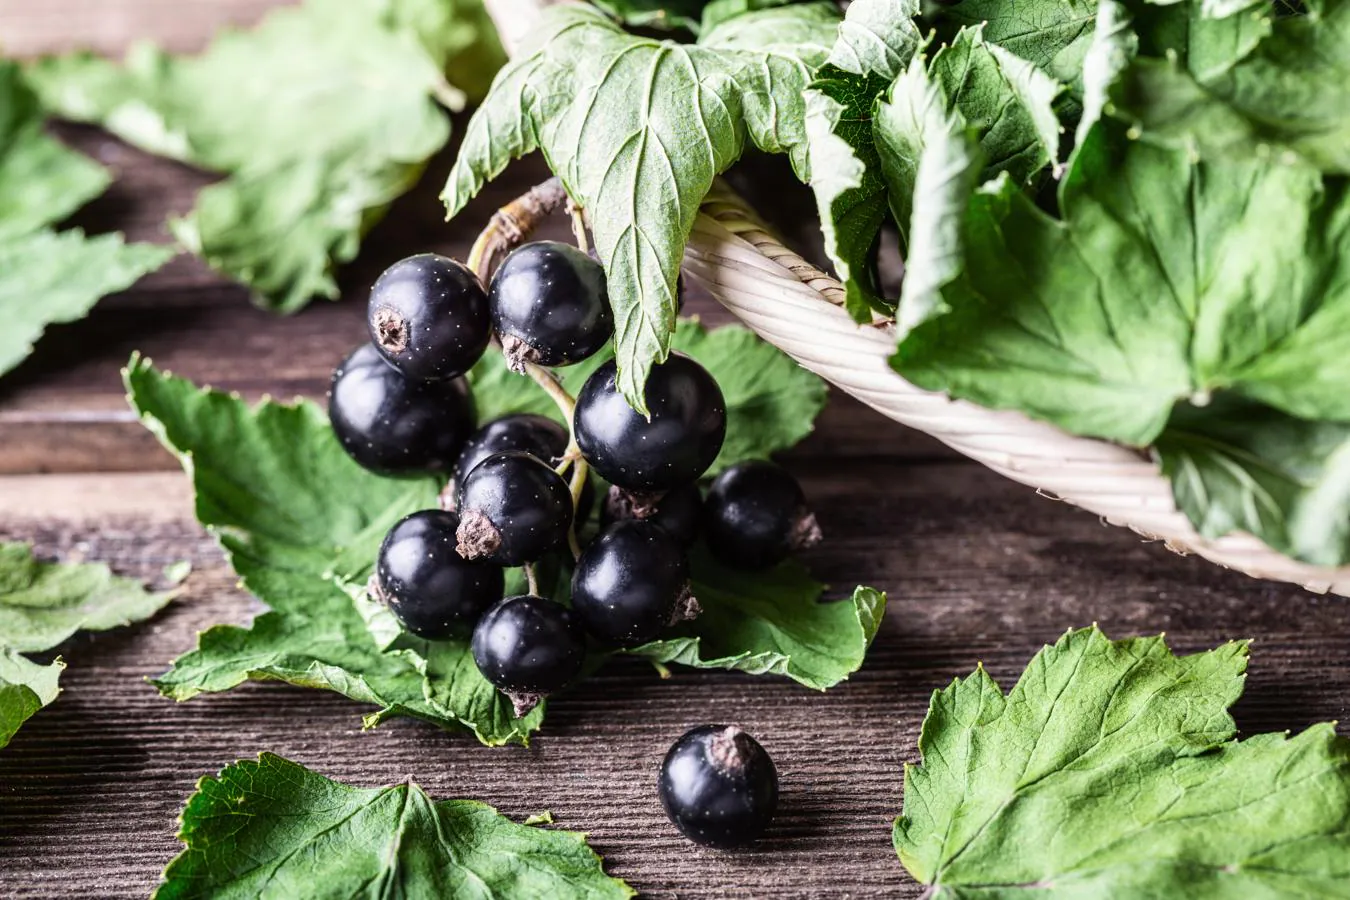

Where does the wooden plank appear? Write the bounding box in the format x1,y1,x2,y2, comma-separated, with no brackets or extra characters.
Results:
0,0,284,58
1,463,1347,898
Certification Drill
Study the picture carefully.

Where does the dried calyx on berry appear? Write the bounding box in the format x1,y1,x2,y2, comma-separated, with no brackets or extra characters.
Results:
658,724,779,848
454,452,573,566
366,254,491,381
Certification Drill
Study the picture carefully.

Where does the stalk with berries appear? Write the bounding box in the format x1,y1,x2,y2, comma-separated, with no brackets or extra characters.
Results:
328,180,824,718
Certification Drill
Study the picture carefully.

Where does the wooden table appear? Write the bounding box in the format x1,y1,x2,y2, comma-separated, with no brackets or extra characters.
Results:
2,4,1348,897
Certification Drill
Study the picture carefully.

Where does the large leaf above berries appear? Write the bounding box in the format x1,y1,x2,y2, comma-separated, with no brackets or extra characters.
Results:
30,0,501,313
441,2,839,412
0,62,171,379
155,753,633,899
469,319,828,477
893,626,1350,895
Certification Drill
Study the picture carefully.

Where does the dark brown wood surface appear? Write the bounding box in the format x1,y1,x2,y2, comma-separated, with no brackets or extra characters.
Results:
2,5,1349,898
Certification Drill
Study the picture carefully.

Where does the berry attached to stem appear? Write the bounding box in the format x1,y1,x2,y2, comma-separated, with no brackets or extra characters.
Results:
372,510,503,639
571,521,698,645
367,254,491,381
574,353,727,493
328,343,475,474
455,451,574,566
471,594,586,717
659,724,779,848
703,460,821,570
490,241,614,371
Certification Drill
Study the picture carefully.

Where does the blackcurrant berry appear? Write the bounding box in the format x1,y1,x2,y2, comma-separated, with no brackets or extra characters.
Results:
367,254,491,380
573,353,727,493
455,451,573,565
454,414,568,481
659,725,779,848
371,510,504,639
490,241,614,370
571,521,697,645
601,482,702,546
703,461,821,570
471,594,586,716
328,342,475,474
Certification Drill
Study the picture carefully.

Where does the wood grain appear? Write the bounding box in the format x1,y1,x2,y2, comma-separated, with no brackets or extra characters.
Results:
2,1,1349,898
3,463,1347,899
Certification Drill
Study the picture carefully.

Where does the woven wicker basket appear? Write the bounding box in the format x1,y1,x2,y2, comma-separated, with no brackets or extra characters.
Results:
481,0,1350,598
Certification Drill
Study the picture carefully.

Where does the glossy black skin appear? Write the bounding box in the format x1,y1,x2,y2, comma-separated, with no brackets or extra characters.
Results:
455,414,569,481
471,594,586,694
367,254,491,381
375,510,504,639
703,461,807,570
600,482,702,547
490,241,614,366
451,415,595,523
574,353,727,493
659,724,779,848
457,451,574,565
328,343,476,474
571,521,689,645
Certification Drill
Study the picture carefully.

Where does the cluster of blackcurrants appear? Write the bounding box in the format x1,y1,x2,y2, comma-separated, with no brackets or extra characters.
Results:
328,242,820,723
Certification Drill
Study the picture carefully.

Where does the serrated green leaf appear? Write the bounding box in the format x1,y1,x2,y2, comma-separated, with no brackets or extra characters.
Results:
0,540,177,654
874,24,1064,336
1110,0,1350,172
0,61,172,379
935,0,1100,89
889,121,1350,449
0,650,62,749
802,0,923,320
124,355,441,607
470,318,828,475
155,753,633,900
126,358,542,744
442,3,837,411
894,626,1350,896
1077,0,1137,146
1155,397,1350,567
30,0,497,312
630,549,885,689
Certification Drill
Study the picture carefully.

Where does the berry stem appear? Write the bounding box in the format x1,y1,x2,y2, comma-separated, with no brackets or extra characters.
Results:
524,563,540,596
568,201,590,254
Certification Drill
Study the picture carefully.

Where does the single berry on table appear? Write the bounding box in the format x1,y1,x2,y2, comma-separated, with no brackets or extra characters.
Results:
455,451,574,566
703,460,821,570
371,509,504,639
471,594,586,716
490,241,614,370
367,253,491,381
601,482,702,546
659,724,779,848
328,342,475,474
571,520,697,645
574,353,726,493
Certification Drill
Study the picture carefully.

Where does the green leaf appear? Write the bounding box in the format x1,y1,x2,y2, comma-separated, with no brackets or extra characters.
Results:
1110,0,1350,173
889,121,1350,448
124,355,441,607
31,0,496,312
0,540,177,654
0,228,174,379
0,650,63,749
630,549,886,690
155,753,633,899
935,0,1101,88
441,3,838,411
592,0,711,31
1077,0,1137,146
0,61,172,379
126,358,541,744
894,626,1350,896
802,0,924,320
470,318,828,474
1155,397,1350,567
